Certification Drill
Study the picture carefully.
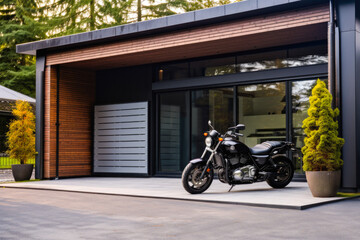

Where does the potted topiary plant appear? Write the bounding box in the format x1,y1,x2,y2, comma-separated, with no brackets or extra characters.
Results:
302,79,344,197
6,100,36,181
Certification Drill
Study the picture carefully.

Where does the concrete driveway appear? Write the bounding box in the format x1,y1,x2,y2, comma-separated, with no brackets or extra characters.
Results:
0,177,353,210
0,188,359,240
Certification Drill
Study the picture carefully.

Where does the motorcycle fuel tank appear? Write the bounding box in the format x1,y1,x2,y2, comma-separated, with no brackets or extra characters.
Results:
221,138,250,154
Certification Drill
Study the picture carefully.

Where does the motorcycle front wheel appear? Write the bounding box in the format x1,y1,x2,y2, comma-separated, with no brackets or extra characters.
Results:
266,157,294,189
182,162,214,194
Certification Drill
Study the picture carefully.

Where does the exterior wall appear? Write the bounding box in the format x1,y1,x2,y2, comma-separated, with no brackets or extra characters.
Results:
337,0,360,191
40,3,331,180
46,4,329,69
95,65,152,105
43,66,57,178
43,66,95,178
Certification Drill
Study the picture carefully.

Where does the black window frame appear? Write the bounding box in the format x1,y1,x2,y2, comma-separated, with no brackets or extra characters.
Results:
154,40,328,83
153,62,328,177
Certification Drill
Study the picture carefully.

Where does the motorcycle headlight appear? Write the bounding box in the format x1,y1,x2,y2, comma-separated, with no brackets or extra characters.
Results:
205,137,213,147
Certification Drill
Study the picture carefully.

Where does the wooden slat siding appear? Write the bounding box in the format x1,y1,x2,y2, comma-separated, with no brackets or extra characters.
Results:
66,23,327,70
43,66,95,178
47,4,329,66
43,66,57,178
58,67,95,177
94,102,148,174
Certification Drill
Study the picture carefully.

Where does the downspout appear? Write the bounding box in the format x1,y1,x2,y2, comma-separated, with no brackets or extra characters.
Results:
328,0,336,107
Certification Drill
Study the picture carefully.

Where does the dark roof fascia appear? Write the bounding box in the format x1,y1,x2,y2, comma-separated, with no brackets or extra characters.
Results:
16,0,329,56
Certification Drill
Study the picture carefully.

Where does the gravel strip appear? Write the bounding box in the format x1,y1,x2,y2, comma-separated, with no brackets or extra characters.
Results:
0,169,35,182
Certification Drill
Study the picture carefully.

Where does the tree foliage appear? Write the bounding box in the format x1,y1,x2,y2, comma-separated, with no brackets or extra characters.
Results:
143,0,235,19
0,0,48,98
301,79,344,171
0,0,241,97
47,0,135,35
6,100,36,164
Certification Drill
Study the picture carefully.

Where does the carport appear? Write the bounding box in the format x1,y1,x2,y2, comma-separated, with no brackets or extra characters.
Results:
16,0,360,192
0,178,354,210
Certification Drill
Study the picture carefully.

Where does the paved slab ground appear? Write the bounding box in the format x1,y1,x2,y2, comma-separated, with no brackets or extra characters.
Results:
1,188,359,240
0,177,351,210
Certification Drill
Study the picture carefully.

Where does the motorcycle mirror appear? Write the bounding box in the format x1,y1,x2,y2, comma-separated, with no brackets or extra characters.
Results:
208,120,214,130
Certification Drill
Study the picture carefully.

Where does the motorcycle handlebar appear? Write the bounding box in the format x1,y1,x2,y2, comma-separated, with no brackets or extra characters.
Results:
223,131,243,138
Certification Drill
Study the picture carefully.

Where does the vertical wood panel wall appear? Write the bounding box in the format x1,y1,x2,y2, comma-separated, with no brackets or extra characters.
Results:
44,66,57,178
43,66,95,178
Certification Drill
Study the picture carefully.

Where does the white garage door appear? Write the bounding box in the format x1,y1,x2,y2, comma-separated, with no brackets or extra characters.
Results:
94,102,148,174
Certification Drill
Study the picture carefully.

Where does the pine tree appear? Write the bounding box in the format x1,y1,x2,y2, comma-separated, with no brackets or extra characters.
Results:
6,100,36,164
301,79,344,171
0,0,47,97
48,0,99,35
143,0,236,19
98,0,134,28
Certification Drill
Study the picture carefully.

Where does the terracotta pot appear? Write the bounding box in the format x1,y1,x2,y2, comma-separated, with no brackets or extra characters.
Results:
11,164,33,181
305,170,341,197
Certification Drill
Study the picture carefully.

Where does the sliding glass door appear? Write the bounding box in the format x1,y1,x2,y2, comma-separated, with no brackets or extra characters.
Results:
291,79,318,174
237,82,286,147
191,88,234,158
156,78,326,175
158,91,189,172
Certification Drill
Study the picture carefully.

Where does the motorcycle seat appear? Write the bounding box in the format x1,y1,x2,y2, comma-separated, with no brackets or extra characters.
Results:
250,141,284,155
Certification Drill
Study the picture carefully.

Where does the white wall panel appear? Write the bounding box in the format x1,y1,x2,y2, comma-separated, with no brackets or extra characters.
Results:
94,102,148,174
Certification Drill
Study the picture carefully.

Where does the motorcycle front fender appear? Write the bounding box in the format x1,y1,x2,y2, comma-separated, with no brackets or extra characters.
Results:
190,158,206,165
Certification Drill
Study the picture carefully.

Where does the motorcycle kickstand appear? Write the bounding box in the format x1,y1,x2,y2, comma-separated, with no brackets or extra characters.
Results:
228,185,235,192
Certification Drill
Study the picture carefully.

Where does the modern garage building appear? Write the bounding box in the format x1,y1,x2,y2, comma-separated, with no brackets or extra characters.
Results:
17,0,360,191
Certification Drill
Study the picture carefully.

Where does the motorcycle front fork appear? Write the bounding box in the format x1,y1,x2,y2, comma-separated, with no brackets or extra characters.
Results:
199,141,222,179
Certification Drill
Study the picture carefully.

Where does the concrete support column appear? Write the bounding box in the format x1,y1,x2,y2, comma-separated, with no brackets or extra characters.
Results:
35,55,45,179
337,0,360,191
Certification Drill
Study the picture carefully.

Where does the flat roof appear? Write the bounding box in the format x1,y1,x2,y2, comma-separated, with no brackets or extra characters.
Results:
16,0,326,56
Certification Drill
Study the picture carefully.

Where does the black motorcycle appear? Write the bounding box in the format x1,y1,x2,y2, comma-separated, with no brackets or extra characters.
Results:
182,121,296,194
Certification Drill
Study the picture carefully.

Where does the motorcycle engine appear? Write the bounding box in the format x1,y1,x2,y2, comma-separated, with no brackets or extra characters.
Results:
232,165,256,182
228,154,249,166
218,168,227,183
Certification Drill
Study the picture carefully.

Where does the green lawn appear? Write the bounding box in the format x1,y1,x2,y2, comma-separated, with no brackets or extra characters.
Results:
0,157,35,169
336,192,360,197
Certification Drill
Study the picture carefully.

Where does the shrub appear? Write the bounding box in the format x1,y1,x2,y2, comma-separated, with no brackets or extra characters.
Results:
6,100,36,164
301,79,344,171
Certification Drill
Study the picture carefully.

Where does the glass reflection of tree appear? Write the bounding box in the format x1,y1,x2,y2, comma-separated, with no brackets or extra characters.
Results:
287,55,328,67
291,79,325,174
239,59,287,72
242,82,285,96
292,80,317,113
205,65,236,76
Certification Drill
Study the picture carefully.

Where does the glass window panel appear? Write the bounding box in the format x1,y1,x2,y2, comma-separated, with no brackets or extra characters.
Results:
158,63,189,81
156,43,328,82
237,50,287,73
190,57,236,77
191,88,234,158
237,83,286,148
286,44,328,67
159,91,189,172
291,79,327,174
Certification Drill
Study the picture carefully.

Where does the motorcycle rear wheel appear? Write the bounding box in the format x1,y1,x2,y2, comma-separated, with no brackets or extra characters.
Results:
182,162,214,194
266,157,294,189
